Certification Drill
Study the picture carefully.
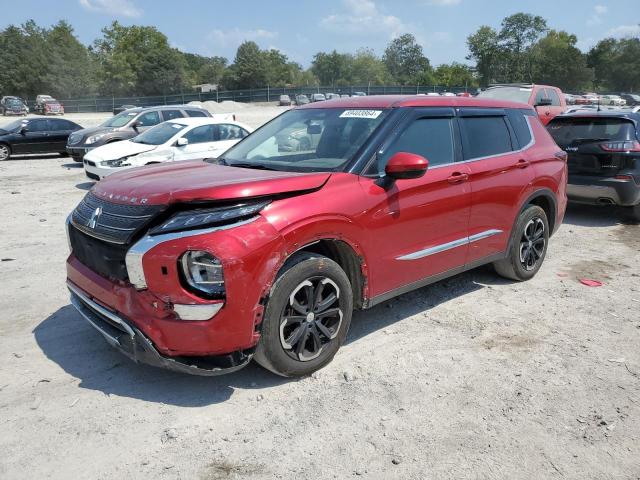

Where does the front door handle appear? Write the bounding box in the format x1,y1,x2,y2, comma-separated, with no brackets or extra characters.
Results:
515,159,530,169
447,172,469,184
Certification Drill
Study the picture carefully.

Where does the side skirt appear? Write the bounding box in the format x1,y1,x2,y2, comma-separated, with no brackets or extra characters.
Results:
364,252,506,309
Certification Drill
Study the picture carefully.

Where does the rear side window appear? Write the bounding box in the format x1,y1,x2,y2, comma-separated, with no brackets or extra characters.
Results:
186,109,207,118
162,109,184,121
461,116,513,159
547,117,637,146
534,89,548,105
375,117,455,173
183,125,215,144
217,124,249,140
50,119,77,131
506,110,533,148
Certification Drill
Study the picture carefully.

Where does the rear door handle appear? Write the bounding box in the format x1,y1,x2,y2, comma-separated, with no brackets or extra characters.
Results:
515,159,530,169
447,172,469,184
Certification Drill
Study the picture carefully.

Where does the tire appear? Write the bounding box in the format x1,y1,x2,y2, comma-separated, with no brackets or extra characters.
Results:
493,205,549,281
629,204,640,223
59,151,69,157
0,143,11,161
254,253,353,377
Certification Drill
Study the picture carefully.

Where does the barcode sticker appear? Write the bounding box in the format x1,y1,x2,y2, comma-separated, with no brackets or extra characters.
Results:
339,110,382,119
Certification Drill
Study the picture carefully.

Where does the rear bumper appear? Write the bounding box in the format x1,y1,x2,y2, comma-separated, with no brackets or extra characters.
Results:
567,175,640,206
68,281,253,376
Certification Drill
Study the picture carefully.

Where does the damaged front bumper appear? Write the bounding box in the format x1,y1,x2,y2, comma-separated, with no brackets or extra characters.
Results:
68,282,253,376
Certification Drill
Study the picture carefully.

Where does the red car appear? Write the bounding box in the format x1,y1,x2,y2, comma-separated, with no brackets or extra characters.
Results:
477,84,567,125
66,96,567,377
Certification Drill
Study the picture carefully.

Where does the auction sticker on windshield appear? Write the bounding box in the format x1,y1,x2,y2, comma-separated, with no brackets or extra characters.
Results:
339,110,382,119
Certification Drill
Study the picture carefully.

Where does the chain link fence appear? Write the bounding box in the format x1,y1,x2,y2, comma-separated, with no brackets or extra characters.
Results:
30,85,475,113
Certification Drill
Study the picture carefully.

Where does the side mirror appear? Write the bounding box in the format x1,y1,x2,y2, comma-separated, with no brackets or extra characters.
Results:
20,126,28,135
132,121,141,131
535,98,552,107
176,137,188,147
385,152,429,180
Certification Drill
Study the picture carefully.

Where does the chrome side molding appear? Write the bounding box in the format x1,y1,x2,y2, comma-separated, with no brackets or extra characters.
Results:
397,229,503,260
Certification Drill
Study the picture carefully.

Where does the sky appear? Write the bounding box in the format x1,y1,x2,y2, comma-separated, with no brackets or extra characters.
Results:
3,0,639,67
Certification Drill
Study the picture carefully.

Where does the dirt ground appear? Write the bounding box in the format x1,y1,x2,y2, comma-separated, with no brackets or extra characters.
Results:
1,105,639,480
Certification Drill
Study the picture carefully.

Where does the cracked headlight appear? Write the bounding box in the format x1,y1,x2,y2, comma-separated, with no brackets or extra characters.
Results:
180,251,224,297
149,200,270,235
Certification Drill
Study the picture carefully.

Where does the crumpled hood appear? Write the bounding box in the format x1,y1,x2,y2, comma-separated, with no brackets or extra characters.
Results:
84,140,155,162
92,160,331,205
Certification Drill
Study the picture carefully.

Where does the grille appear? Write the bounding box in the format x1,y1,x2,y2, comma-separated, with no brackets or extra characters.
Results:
71,192,165,245
69,224,130,281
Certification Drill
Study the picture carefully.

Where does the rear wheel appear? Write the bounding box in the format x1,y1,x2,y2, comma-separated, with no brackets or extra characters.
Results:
629,204,640,222
494,205,549,281
0,143,11,161
254,253,353,377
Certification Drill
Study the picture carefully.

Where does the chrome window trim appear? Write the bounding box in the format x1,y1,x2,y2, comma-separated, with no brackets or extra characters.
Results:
125,217,258,290
396,229,503,260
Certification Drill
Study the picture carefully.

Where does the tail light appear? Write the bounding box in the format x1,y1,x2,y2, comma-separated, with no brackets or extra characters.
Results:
614,174,634,181
600,140,640,152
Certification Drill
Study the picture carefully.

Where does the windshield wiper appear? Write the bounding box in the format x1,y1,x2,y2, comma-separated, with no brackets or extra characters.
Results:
229,160,279,172
571,137,610,144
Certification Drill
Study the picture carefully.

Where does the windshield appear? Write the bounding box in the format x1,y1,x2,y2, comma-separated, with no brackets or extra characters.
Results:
131,122,187,145
221,108,389,172
478,87,532,103
6,98,22,107
548,117,636,146
101,111,138,128
0,119,25,132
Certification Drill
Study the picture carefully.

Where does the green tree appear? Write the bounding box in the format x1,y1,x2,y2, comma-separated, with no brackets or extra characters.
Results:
587,34,640,92
530,30,593,91
350,48,391,85
434,62,477,89
183,53,227,86
92,21,188,96
311,50,352,86
222,41,267,89
382,34,431,84
466,26,499,87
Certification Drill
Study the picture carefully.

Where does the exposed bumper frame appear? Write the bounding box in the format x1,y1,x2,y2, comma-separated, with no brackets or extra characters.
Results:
67,281,252,376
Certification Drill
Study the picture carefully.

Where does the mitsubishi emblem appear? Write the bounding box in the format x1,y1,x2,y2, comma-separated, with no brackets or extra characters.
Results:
87,206,102,229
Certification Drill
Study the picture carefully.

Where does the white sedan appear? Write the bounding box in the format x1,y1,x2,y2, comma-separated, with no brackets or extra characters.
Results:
83,117,253,180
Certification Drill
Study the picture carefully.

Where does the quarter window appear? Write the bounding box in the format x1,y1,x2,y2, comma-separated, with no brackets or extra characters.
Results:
136,111,161,127
461,116,513,159
506,110,532,148
186,109,208,118
374,117,455,174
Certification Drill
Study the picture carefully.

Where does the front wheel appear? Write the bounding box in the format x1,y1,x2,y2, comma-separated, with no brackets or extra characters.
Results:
494,205,549,281
0,143,11,161
254,253,353,377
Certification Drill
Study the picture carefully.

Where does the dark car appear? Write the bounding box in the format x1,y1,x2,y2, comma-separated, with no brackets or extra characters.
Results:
66,105,211,162
547,110,640,220
0,117,82,160
1,96,28,116
620,94,640,106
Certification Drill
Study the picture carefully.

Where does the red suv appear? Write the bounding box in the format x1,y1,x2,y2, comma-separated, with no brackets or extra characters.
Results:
66,96,567,377
478,84,566,125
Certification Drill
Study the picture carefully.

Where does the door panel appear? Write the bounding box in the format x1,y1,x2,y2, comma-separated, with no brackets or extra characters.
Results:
17,120,51,153
358,110,471,297
47,120,71,152
460,113,535,263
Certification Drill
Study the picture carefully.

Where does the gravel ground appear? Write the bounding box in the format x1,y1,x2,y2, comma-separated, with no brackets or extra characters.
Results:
0,105,639,480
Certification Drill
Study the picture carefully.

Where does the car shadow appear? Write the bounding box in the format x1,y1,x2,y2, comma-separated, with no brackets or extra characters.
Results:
62,162,83,169
563,203,636,227
35,268,490,406
34,305,290,407
75,181,95,190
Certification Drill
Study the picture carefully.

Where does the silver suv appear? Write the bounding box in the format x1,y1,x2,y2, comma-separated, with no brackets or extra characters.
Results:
66,105,211,162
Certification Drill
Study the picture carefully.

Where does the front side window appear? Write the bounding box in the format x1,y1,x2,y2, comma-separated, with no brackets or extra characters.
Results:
461,116,513,159
28,120,49,132
371,117,455,174
183,125,215,144
162,109,184,121
547,89,561,106
136,111,161,127
132,122,187,145
221,108,389,172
